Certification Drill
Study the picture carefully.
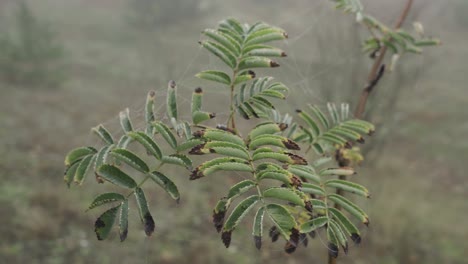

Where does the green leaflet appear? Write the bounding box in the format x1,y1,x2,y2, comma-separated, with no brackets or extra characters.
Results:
197,157,248,171
161,154,192,170
191,141,249,160
308,105,330,130
202,162,253,177
299,216,328,233
88,192,125,211
328,207,360,238
191,87,203,113
192,111,215,125
149,171,180,202
96,164,137,189
248,122,284,141
223,195,260,232
119,108,133,133
287,165,320,184
195,70,231,85
257,170,293,186
265,204,296,241
94,145,114,172
116,135,132,149
119,200,129,242
327,103,340,124
64,146,96,166
127,131,162,160
176,138,204,152
414,38,441,47
327,224,340,258
180,121,193,140
213,197,230,232
221,195,259,248
166,80,178,121
341,119,375,135
252,151,307,165
202,28,241,55
74,154,96,185
92,124,114,145
320,167,356,176
195,129,245,147
311,199,327,210
320,133,348,148
110,148,149,174
191,158,251,180
238,57,279,71
64,161,79,187
331,126,364,142
329,219,348,254
247,22,269,34
300,183,325,196
219,18,245,36
245,47,286,57
145,90,156,135
312,157,333,167
244,27,288,46
328,194,369,225
153,122,178,149
234,71,255,85
94,205,120,240
200,40,236,68
263,187,305,207
325,179,370,198
252,206,265,250
249,134,299,150
134,187,155,236
296,109,320,137
227,180,256,200
383,39,398,53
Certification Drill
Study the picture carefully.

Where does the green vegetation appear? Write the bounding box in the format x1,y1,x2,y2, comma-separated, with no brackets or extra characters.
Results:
64,18,375,258
0,0,466,263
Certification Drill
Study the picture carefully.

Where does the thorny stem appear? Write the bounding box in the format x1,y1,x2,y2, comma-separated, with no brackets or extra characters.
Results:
329,1,414,264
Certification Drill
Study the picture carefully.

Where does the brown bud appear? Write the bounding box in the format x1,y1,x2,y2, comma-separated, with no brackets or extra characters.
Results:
283,139,300,150
212,210,226,233
270,61,280,67
169,80,176,88
254,235,262,250
221,231,232,248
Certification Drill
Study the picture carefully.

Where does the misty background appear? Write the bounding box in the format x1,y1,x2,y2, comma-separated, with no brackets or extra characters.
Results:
0,0,466,263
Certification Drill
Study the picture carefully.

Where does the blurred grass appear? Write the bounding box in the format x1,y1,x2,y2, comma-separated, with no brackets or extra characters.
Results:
0,0,467,263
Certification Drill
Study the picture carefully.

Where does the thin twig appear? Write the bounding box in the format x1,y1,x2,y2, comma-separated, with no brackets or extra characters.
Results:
354,0,414,118
329,1,414,264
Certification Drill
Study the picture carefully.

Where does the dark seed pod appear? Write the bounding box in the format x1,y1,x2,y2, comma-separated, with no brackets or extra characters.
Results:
284,241,297,254
222,231,232,248
212,210,226,233
351,233,361,244
254,235,262,250
269,226,280,242
300,233,308,247
308,230,316,239
328,242,339,258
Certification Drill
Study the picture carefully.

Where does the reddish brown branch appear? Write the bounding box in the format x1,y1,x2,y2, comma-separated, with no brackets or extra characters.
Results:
354,0,414,118
329,1,414,264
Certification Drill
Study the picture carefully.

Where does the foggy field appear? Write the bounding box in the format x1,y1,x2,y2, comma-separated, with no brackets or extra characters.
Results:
0,0,467,263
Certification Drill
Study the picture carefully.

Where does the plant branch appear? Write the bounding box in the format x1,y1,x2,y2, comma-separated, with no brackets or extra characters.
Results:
354,0,414,118
329,1,414,263
227,70,238,131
